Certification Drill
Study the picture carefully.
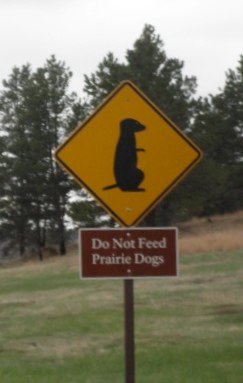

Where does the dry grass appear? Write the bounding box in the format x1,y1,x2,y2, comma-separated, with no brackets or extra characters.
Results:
179,210,243,254
1,211,243,273
60,209,243,263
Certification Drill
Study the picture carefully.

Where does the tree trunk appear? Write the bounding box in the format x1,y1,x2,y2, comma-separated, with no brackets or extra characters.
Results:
37,245,43,261
58,217,66,255
19,235,25,257
35,213,44,261
18,224,26,257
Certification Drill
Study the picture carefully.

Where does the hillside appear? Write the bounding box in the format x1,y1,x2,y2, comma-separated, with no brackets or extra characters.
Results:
1,210,243,269
0,213,242,382
179,210,243,254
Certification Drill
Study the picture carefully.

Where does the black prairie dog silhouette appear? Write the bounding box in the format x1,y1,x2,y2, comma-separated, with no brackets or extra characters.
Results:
103,118,146,192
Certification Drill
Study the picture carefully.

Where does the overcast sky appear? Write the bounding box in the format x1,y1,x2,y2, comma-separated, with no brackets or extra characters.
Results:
0,0,242,98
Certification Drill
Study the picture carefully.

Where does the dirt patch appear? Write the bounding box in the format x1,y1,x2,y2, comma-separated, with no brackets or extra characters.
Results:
213,304,243,316
0,300,34,308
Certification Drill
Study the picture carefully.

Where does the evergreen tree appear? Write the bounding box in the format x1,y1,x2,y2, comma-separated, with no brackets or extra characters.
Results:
84,25,197,130
83,52,128,109
212,56,243,212
68,195,112,228
81,24,198,225
0,65,33,255
213,55,243,164
191,56,243,216
31,56,75,255
0,57,80,257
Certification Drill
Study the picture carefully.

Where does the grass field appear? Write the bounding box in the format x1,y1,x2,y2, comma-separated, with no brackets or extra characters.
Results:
0,212,243,382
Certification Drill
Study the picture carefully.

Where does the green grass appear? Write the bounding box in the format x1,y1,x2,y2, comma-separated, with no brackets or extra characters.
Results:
0,250,243,382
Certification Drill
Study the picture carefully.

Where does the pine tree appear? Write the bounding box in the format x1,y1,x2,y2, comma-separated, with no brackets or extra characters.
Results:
0,57,80,257
0,65,34,255
191,56,243,216
81,24,198,225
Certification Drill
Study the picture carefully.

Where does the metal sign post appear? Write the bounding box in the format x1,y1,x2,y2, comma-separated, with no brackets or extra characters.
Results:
124,279,135,383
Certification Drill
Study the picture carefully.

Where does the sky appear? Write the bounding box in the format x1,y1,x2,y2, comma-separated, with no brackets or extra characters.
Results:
0,0,242,98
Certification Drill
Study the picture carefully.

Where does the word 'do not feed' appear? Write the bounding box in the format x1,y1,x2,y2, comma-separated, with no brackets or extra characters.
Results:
91,236,167,250
79,228,178,279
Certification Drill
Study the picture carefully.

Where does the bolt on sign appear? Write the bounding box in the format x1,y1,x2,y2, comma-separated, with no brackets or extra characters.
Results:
79,228,178,279
54,81,203,227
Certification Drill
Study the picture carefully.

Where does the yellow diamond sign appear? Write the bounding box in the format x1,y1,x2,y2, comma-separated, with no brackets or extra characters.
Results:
54,81,202,226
